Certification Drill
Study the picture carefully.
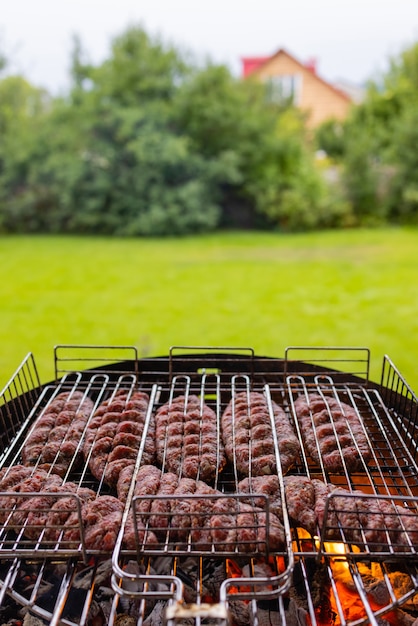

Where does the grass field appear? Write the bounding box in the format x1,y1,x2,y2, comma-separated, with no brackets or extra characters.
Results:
1,227,417,392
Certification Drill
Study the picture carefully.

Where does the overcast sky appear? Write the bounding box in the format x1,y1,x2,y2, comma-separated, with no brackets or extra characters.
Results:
1,0,418,94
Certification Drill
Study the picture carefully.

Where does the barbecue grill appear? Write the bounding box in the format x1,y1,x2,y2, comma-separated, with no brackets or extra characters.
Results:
0,344,417,626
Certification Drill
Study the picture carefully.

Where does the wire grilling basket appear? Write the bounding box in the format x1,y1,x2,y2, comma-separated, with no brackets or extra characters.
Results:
0,345,417,626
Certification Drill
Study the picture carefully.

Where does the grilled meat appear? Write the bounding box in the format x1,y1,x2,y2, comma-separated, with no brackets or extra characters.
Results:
118,465,214,542
237,475,283,517
148,472,179,531
83,389,152,487
10,480,65,537
313,478,390,546
0,465,59,524
117,463,163,514
154,394,226,482
82,495,125,551
170,477,231,548
209,499,285,552
394,503,418,549
119,465,189,549
313,479,418,551
44,485,97,543
283,475,317,534
238,474,316,534
117,464,285,552
47,494,125,551
0,465,101,544
293,393,372,472
21,391,94,477
221,391,300,477
238,472,418,552
122,514,159,551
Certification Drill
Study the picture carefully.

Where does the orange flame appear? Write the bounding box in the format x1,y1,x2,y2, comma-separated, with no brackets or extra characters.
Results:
325,544,402,626
226,545,405,626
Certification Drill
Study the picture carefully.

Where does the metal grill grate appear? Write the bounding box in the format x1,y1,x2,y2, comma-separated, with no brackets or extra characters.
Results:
0,345,417,626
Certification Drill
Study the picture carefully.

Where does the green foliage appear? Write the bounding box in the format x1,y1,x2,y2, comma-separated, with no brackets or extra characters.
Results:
1,102,223,235
0,45,6,73
172,65,344,230
339,127,384,225
0,76,52,231
0,28,223,236
1,25,333,235
380,44,418,223
314,118,346,159
331,41,418,224
383,42,418,101
1,24,417,234
76,26,190,107
173,66,268,157
0,75,48,140
385,107,418,222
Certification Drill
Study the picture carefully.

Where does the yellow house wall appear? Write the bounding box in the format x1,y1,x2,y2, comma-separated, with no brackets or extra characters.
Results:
254,53,351,128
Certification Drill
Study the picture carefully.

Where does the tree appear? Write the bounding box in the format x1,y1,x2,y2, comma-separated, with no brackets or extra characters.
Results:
0,24,358,235
63,106,224,235
172,64,349,230
325,41,418,224
0,76,52,231
314,118,345,159
385,107,418,222
380,42,418,222
73,26,191,108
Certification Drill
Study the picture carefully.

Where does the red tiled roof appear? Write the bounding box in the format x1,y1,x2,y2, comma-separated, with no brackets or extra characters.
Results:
241,56,271,78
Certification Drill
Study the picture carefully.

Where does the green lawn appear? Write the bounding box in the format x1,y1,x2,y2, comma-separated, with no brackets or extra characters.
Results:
1,228,417,392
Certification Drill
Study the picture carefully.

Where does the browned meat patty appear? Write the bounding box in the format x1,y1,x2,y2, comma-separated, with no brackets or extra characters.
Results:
238,472,418,551
44,485,97,543
155,394,226,483
283,475,317,535
292,394,372,473
117,463,163,518
82,496,125,551
312,479,418,552
169,477,286,552
83,389,152,486
56,495,126,551
167,477,197,543
118,465,203,542
9,480,65,537
0,465,61,524
237,475,283,518
0,464,40,491
53,495,125,551
238,474,316,534
21,391,94,477
122,515,159,551
117,464,285,552
167,477,286,553
221,391,300,477
0,465,99,545
17,483,96,542
119,464,171,549
393,503,418,551
209,499,285,553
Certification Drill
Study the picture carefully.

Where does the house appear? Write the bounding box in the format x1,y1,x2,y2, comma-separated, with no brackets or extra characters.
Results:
241,48,353,129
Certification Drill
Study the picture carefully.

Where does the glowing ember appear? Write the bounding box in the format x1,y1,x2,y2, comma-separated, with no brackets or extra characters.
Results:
325,543,416,626
225,558,277,597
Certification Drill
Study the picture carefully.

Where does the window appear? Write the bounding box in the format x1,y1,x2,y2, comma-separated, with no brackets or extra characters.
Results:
266,74,302,105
